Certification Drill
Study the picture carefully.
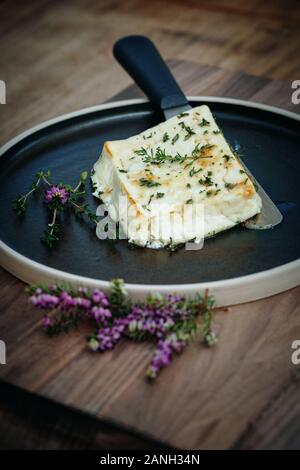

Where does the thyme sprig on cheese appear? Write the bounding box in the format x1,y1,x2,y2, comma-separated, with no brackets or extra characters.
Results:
134,141,216,171
178,121,196,140
199,174,214,187
199,117,210,127
171,133,179,145
177,112,190,118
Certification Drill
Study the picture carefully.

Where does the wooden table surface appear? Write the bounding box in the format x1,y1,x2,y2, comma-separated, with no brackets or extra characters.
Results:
0,0,300,450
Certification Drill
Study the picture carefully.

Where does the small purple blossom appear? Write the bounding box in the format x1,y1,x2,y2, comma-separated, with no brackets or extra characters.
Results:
78,287,88,295
59,291,77,309
42,315,53,329
97,323,126,351
14,169,99,249
147,334,186,380
29,293,59,309
92,289,109,307
89,306,112,324
75,297,91,310
44,185,69,205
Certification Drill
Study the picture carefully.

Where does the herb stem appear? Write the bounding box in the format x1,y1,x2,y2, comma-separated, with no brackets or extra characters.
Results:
41,175,52,186
23,180,41,202
71,201,84,212
73,180,83,193
48,208,57,235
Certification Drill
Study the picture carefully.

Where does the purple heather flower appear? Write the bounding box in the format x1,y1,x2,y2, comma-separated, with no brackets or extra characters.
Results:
29,280,213,381
29,293,59,309
92,289,109,306
75,297,92,309
125,301,179,338
96,322,126,351
90,306,112,323
166,294,184,304
42,315,53,329
78,287,88,295
97,328,116,351
44,185,69,205
101,298,109,307
147,334,185,380
59,291,77,309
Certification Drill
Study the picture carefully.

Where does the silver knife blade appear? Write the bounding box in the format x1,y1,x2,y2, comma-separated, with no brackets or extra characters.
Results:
163,104,192,121
239,161,283,229
162,104,282,230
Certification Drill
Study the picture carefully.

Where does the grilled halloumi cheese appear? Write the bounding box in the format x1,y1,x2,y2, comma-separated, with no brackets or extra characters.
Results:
92,105,262,248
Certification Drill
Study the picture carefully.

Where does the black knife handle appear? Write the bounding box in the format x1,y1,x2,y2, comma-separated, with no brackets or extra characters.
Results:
113,35,189,111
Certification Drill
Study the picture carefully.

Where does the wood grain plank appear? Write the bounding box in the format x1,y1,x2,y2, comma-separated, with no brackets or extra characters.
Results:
0,4,299,447
95,289,300,449
1,59,300,448
0,265,299,449
234,369,300,449
1,0,300,143
0,381,169,450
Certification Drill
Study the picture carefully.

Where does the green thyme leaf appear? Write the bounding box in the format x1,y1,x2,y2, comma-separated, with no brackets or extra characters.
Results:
177,112,189,118
225,182,236,189
172,133,179,145
199,175,214,186
139,178,161,188
199,118,210,127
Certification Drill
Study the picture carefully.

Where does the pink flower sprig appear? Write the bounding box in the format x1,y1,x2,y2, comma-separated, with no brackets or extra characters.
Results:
13,170,99,248
44,186,69,205
26,279,218,381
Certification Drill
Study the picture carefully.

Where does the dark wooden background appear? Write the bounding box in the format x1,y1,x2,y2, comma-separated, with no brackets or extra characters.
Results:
0,0,300,450
1,0,300,143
